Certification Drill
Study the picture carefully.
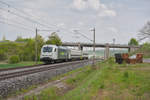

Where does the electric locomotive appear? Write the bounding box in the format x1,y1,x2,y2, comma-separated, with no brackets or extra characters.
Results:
40,45,88,63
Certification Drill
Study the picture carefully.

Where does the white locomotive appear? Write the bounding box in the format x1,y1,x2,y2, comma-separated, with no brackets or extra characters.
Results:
40,45,88,63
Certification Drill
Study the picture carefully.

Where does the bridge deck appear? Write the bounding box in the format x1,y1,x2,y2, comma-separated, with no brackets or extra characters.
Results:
62,42,140,48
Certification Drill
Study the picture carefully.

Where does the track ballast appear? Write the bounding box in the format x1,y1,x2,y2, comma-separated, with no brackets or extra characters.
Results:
0,59,97,81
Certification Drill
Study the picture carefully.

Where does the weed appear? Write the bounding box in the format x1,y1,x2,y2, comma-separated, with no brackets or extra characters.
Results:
23,61,150,100
123,71,129,78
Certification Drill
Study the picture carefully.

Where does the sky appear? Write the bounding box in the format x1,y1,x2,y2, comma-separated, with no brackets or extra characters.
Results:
0,0,150,44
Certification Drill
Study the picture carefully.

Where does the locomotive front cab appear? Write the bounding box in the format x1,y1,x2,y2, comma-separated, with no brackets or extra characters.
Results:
40,45,58,63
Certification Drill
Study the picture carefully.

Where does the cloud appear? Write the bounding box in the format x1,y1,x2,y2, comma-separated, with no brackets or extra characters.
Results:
72,0,100,10
72,0,87,10
56,23,66,28
98,10,116,17
78,22,84,26
71,0,117,17
108,27,118,33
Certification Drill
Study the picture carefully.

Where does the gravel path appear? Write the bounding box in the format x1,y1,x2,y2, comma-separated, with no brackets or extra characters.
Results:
0,60,89,76
0,60,101,99
143,58,150,63
7,77,68,100
6,69,84,100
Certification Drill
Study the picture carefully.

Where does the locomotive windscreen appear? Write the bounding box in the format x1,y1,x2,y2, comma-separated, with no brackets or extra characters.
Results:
43,47,53,52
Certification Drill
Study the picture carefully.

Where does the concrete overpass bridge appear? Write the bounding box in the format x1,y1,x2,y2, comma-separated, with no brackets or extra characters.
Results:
62,42,141,59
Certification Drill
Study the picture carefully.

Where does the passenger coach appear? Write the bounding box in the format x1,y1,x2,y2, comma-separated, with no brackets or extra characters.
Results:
40,45,88,63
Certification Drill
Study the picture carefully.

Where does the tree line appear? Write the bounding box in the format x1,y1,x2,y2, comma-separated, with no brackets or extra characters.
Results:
0,32,62,63
1,20,150,64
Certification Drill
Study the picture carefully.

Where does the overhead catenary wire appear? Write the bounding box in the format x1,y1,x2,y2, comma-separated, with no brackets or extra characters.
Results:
0,1,53,29
0,0,93,43
0,7,52,29
0,1,51,28
0,20,34,32
0,1,89,39
0,0,55,28
73,30,93,42
0,16,34,31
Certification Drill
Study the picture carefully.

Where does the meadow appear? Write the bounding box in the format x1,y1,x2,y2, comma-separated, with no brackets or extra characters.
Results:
24,58,150,100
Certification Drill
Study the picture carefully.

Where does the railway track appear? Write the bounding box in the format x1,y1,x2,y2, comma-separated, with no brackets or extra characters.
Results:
0,59,99,81
0,59,95,72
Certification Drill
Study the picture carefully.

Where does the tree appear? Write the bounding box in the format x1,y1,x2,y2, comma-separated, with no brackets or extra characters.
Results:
138,21,150,41
46,32,62,46
22,39,36,61
19,35,44,61
36,34,44,48
2,35,6,41
15,36,23,42
36,34,44,60
15,36,31,42
0,50,7,61
9,55,20,64
128,38,139,46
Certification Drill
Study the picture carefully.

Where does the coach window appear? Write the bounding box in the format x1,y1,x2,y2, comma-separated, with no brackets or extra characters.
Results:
54,48,56,52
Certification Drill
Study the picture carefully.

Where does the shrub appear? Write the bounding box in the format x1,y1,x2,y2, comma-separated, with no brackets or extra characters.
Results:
0,50,7,61
108,57,115,64
99,83,105,89
123,71,129,78
9,55,20,64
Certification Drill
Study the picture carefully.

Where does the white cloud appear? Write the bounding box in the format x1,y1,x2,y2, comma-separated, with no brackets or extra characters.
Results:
78,22,84,26
72,0,100,10
72,0,87,10
56,23,65,28
72,0,117,17
88,0,100,10
98,10,117,17
1,0,148,44
108,27,118,33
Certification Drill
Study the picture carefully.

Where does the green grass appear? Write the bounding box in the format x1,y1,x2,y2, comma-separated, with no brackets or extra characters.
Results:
0,61,43,69
24,87,59,100
23,59,150,100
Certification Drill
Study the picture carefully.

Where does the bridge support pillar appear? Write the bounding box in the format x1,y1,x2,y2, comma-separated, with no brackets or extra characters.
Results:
78,43,83,51
105,43,109,60
128,47,138,53
80,46,83,51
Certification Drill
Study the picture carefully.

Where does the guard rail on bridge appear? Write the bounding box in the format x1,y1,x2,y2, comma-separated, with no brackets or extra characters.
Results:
62,42,140,49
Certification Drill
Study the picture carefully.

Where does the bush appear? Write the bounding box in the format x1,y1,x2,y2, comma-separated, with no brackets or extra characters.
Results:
108,57,115,64
9,55,20,64
123,71,129,78
0,50,7,61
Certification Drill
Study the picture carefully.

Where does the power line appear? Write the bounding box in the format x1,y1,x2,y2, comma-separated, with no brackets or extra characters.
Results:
0,1,53,29
0,0,93,43
0,20,34,32
0,0,87,39
0,1,9,6
0,0,55,28
0,7,52,29
0,16,33,31
73,30,93,42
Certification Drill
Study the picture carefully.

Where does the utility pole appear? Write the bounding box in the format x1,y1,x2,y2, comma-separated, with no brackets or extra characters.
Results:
113,38,115,56
34,29,59,64
91,28,96,67
35,28,38,64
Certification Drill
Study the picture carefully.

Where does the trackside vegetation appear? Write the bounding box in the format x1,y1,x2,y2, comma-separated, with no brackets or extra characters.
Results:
0,33,61,68
9,55,20,64
24,58,150,100
0,61,42,69
131,43,150,58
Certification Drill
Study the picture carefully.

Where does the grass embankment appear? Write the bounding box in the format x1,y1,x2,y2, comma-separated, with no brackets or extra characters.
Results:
24,59,150,100
0,61,43,69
